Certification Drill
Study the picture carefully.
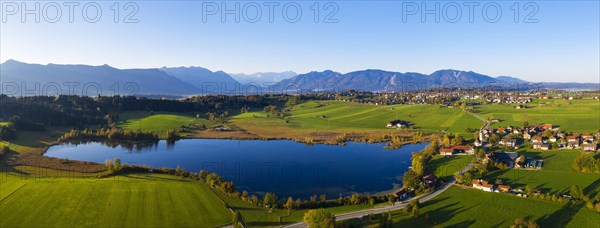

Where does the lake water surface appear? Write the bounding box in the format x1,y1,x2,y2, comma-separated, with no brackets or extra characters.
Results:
45,139,428,199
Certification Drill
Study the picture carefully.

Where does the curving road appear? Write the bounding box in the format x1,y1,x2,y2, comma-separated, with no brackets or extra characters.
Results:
281,110,485,228
283,163,474,228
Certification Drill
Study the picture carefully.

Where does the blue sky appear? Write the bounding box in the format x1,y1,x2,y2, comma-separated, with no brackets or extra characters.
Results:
1,1,599,82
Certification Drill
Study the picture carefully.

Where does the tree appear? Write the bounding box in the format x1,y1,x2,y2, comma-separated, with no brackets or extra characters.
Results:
452,133,463,145
105,159,114,173
523,121,529,128
263,192,277,209
113,157,122,173
411,153,426,176
284,197,295,215
319,194,327,202
442,134,451,146
303,209,335,228
489,134,501,145
199,170,208,181
402,169,422,189
510,218,539,228
570,185,582,199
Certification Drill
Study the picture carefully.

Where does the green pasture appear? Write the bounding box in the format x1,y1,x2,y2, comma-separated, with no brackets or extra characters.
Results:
482,149,600,196
476,99,600,133
117,111,206,133
0,173,231,227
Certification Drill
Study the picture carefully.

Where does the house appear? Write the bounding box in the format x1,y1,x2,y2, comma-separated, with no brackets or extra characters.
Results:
543,124,553,130
386,120,409,128
440,147,454,156
422,175,438,188
441,145,474,156
532,136,543,143
549,136,557,143
567,136,579,144
488,152,519,168
583,144,597,152
582,134,594,141
392,189,408,200
500,138,517,147
540,144,550,150
453,145,475,155
523,132,532,140
498,185,511,192
482,182,494,192
472,179,483,189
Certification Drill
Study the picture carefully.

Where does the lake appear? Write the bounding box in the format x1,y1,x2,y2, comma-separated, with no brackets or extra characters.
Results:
44,139,429,199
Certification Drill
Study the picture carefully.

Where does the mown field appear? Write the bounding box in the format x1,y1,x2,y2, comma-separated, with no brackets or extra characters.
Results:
117,111,208,133
341,186,600,227
483,149,600,196
476,99,600,132
429,155,473,181
0,173,232,227
231,101,482,138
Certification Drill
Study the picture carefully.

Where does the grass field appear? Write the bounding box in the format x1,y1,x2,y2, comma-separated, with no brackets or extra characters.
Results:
414,186,600,227
0,173,231,227
482,149,600,196
117,111,208,133
347,186,600,227
231,101,483,138
214,190,385,227
429,155,473,181
476,99,600,133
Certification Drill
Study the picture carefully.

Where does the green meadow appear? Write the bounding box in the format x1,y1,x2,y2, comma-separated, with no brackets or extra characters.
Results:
213,190,385,227
483,149,600,196
417,186,600,227
476,99,600,133
429,155,473,181
0,173,231,228
356,186,600,227
231,101,483,137
117,111,207,133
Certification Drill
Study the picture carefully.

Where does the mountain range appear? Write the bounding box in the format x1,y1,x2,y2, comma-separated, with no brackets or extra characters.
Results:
0,60,597,96
229,71,297,85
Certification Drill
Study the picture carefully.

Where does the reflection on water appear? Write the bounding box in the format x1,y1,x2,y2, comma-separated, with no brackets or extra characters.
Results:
46,139,429,199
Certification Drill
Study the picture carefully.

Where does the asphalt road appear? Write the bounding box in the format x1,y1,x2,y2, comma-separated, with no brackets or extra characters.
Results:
283,163,474,228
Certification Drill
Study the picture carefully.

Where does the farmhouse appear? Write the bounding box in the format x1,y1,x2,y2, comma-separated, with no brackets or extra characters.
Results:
582,134,594,141
498,185,511,192
499,138,517,147
422,174,438,188
440,145,475,156
488,152,519,168
583,144,597,152
567,135,579,144
392,189,409,200
471,179,497,192
386,120,410,128
440,147,454,156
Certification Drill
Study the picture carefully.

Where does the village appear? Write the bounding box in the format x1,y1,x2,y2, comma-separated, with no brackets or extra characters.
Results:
390,119,600,201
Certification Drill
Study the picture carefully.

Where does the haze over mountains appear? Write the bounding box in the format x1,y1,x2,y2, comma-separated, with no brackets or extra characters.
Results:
0,60,597,96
